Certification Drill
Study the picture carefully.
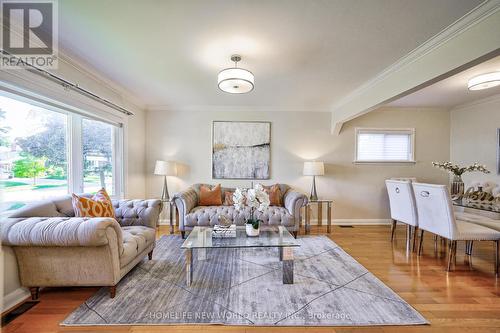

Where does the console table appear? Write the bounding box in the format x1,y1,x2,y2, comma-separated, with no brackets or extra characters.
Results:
304,199,333,234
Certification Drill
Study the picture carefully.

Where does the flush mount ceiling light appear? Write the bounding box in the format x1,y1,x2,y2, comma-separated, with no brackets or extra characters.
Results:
468,72,500,91
218,55,254,94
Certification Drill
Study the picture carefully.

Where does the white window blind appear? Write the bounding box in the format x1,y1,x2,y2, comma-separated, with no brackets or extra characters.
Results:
355,128,415,163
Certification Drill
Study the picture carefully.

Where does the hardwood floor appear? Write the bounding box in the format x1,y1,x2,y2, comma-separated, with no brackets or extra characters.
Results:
3,224,500,333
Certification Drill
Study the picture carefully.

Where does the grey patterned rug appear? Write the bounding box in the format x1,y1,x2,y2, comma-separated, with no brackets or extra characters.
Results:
62,235,427,326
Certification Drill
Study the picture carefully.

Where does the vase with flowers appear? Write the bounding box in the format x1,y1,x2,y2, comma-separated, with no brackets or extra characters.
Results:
432,162,490,199
233,184,270,237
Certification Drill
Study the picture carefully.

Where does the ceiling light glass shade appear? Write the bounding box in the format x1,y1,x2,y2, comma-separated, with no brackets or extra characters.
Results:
218,67,255,94
468,72,500,91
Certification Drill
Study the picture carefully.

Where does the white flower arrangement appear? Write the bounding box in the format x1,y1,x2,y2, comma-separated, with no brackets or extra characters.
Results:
232,184,270,229
233,184,270,212
432,161,490,177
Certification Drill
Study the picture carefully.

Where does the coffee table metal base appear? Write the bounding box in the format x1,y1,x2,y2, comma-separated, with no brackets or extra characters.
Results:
185,247,294,286
186,248,193,286
280,247,294,284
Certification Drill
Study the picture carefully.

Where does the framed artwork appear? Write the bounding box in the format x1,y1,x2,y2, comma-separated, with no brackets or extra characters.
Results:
212,121,271,179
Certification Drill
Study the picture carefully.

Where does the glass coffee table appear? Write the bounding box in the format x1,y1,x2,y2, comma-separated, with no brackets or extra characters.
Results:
181,226,300,286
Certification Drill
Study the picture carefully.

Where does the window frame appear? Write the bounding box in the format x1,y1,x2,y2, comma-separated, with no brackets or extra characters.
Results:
0,90,124,202
354,127,416,164
80,115,124,196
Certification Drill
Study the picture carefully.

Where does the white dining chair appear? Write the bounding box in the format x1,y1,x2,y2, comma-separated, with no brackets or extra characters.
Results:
412,183,500,274
385,180,418,251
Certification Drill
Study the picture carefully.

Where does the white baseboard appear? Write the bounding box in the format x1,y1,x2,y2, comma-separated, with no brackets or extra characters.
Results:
158,219,171,225
159,219,391,226
2,287,30,313
330,219,391,226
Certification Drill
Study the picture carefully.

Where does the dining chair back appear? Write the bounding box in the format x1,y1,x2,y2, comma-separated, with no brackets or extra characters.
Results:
385,180,418,227
412,183,457,240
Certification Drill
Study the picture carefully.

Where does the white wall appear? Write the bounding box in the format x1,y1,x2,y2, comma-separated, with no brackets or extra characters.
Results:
450,95,500,186
146,107,450,221
124,107,147,199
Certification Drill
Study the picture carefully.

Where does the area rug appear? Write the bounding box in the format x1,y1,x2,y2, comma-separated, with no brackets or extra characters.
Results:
62,235,427,326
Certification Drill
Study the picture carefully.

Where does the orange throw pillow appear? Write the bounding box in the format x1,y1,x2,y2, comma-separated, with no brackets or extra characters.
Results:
199,184,223,206
72,188,115,218
263,184,282,206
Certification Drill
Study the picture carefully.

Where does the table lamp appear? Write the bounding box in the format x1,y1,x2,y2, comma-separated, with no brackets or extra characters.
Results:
154,160,177,201
303,161,324,201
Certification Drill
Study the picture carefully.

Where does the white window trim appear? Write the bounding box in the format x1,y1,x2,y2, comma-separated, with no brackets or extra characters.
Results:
354,127,416,164
69,113,84,193
112,126,124,198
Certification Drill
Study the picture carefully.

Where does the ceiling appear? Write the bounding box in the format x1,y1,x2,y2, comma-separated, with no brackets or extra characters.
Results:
386,55,500,108
58,0,484,112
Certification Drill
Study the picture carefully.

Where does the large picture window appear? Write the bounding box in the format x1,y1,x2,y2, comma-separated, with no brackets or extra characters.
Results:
0,95,68,212
0,93,123,215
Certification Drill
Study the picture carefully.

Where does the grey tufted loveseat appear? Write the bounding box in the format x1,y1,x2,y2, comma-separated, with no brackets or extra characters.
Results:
173,184,308,238
1,194,162,299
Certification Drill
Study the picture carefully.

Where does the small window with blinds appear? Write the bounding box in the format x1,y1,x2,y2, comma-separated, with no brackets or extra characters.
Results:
355,128,415,163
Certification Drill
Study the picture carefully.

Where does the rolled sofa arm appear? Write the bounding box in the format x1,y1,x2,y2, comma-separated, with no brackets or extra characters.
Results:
1,217,124,253
284,190,308,226
173,188,198,231
112,199,162,229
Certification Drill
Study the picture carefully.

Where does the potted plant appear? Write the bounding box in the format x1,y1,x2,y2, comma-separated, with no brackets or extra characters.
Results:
233,184,270,237
432,161,490,198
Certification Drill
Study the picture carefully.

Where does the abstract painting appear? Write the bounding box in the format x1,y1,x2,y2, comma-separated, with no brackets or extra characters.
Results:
212,121,270,179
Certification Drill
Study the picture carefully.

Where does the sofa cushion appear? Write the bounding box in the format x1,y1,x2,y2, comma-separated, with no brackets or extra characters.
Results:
113,199,162,228
8,194,92,218
72,189,115,218
199,184,222,206
263,184,282,206
254,206,295,226
120,226,155,267
1,217,123,249
8,200,65,218
185,206,294,227
192,183,292,207
223,191,235,206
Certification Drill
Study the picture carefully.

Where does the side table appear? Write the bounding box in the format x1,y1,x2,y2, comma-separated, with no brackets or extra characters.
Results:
304,199,333,234
160,199,177,234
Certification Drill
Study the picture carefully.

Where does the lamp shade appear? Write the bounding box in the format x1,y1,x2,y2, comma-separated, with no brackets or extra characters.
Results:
154,160,177,176
303,161,324,176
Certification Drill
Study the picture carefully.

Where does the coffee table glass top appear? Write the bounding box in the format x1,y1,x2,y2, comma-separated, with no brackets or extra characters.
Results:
181,226,300,249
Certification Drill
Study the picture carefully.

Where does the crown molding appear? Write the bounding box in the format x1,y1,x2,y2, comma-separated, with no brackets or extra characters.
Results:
376,106,450,112
146,104,330,113
55,46,146,111
331,0,500,112
451,92,500,111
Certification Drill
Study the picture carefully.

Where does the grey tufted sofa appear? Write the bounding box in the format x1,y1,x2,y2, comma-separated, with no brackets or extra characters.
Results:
173,184,308,238
1,194,161,300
